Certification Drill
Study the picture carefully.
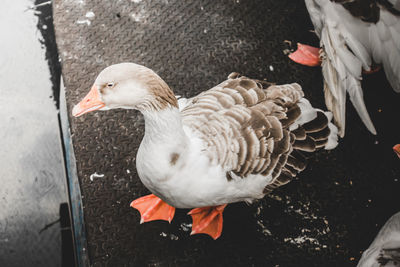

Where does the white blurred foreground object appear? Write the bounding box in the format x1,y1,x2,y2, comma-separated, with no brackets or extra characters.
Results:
358,212,400,267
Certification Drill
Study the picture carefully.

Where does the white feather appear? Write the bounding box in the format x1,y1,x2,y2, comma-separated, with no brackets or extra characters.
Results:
289,98,317,130
357,212,400,267
305,0,400,135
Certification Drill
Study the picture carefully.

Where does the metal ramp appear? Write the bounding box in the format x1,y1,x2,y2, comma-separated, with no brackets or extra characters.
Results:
53,0,400,266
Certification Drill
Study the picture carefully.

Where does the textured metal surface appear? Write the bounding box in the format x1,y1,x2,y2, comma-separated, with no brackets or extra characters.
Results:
53,0,400,266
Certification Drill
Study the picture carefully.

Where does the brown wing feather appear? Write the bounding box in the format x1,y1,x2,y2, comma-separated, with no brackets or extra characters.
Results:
181,74,331,194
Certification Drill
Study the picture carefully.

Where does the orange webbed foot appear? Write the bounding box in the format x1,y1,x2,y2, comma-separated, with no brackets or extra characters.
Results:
188,204,227,240
130,194,175,223
289,43,321,67
393,144,400,159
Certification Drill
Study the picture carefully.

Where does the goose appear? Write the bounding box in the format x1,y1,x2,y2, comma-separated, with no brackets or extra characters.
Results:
289,0,400,137
72,63,339,239
357,211,400,267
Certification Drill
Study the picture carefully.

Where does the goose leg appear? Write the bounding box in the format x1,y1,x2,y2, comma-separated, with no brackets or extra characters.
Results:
130,194,175,223
288,43,321,67
188,204,227,240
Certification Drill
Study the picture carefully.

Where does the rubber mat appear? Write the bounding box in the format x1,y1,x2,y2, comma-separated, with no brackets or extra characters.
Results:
53,0,400,266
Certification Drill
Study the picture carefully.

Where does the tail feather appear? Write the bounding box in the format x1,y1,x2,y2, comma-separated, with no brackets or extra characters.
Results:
290,97,339,151
266,97,338,188
263,95,339,194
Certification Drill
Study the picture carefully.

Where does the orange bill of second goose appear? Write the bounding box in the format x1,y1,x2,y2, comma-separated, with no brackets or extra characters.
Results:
72,63,339,239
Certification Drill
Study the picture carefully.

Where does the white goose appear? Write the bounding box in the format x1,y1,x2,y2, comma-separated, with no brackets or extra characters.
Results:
357,211,400,267
289,0,400,137
72,63,338,239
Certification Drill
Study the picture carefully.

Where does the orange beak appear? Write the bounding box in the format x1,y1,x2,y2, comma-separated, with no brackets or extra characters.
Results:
393,144,400,159
72,85,105,117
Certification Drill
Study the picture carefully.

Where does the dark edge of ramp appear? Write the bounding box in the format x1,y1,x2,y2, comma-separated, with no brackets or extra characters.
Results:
53,0,400,266
60,78,90,267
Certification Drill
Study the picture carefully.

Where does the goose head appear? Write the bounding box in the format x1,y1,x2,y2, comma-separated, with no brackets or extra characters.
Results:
72,62,178,117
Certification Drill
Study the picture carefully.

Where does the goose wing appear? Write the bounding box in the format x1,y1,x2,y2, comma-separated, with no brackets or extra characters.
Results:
306,0,400,136
180,74,337,192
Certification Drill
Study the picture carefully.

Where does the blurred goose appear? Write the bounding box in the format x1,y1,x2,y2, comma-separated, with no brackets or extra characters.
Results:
357,211,400,267
289,0,400,137
72,63,338,239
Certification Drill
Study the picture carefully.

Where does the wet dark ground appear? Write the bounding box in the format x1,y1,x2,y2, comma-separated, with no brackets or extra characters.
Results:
50,0,400,266
34,0,74,266
0,0,74,266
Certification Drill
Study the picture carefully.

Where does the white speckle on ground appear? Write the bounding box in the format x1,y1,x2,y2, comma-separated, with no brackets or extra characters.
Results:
280,200,330,249
200,6,204,10
170,234,179,240
131,0,142,2
179,222,192,232
269,65,274,71
85,11,95,19
126,169,131,174
160,232,167,237
130,13,142,22
203,29,207,34
256,220,272,236
283,48,291,55
76,19,91,26
268,194,283,201
253,203,272,236
89,172,105,181
284,235,322,247
42,25,47,30
159,232,179,240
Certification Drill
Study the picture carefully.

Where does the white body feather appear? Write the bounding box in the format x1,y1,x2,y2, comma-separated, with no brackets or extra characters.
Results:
137,96,337,209
357,211,400,267
136,108,273,208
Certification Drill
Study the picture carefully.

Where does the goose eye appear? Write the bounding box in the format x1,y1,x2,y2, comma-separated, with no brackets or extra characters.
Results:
107,82,114,88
